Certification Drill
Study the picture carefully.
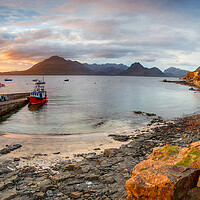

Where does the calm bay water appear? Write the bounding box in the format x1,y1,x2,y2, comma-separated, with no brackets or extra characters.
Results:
0,75,200,135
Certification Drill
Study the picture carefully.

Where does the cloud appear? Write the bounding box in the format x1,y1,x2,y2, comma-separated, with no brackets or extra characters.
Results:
61,18,119,38
14,29,61,43
1,0,200,72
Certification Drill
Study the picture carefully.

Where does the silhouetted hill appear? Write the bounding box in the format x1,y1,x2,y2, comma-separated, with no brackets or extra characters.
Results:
164,67,190,77
120,62,165,77
84,63,128,75
1,56,94,75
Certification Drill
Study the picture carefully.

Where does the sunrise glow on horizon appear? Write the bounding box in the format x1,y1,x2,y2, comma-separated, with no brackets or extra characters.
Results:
1,0,200,72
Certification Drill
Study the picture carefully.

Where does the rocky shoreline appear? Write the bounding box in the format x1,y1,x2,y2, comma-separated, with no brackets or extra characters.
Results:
162,79,200,91
0,114,200,199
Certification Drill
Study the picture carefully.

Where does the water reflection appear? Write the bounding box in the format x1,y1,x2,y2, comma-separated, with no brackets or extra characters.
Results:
28,102,47,112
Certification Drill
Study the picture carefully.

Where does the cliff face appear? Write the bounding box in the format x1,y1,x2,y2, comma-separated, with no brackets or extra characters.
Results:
125,142,200,200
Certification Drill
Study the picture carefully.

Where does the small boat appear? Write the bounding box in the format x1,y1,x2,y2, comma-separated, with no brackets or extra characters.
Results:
64,78,69,81
4,78,12,81
32,79,39,82
0,83,5,87
36,80,46,84
28,81,48,105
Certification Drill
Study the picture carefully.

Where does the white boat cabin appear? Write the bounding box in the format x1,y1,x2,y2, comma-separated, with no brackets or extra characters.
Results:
30,84,46,99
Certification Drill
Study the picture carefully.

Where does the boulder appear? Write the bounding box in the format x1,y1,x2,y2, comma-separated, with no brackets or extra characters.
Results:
126,142,200,200
126,163,200,200
70,192,82,199
103,148,117,158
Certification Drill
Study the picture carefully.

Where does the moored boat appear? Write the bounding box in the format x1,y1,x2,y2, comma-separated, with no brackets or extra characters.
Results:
64,78,69,81
4,78,12,81
36,80,46,84
28,81,48,105
32,78,39,82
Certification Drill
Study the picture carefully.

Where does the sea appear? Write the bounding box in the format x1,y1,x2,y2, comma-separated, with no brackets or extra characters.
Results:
0,75,200,136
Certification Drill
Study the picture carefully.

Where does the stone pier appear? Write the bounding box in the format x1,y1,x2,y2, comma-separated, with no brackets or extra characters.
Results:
0,93,29,117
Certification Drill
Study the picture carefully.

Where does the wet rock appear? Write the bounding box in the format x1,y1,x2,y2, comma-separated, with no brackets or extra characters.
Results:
53,152,60,155
146,112,156,117
0,144,22,155
46,189,53,197
34,153,44,156
38,179,52,192
0,187,17,200
133,111,143,115
70,191,82,198
0,182,4,191
108,134,130,142
103,148,118,158
189,87,195,91
52,172,71,183
95,122,104,127
0,148,10,154
36,192,46,198
84,174,99,181
63,164,78,171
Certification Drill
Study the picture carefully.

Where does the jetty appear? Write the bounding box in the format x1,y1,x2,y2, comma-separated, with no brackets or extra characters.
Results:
0,93,29,117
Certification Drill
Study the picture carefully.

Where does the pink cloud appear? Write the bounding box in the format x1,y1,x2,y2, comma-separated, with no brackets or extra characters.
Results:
61,18,118,36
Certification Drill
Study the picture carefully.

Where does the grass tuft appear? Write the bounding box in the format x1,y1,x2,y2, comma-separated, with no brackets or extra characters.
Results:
176,155,197,167
159,145,179,155
139,167,147,171
189,148,200,157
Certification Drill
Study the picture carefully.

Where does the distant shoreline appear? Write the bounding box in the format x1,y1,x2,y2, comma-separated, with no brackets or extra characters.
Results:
162,79,200,90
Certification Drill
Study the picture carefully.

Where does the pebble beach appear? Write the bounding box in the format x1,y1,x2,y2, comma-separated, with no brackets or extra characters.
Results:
0,114,200,199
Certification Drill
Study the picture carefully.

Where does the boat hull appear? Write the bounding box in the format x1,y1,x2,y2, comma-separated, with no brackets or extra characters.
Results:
28,96,48,105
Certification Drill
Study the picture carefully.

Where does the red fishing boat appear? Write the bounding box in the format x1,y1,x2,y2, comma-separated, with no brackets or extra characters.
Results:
28,81,48,105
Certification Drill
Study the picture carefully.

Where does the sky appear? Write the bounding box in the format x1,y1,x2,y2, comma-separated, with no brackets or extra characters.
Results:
0,0,200,72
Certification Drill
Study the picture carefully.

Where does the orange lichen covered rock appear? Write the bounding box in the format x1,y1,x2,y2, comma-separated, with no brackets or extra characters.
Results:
126,162,200,200
126,143,200,200
190,141,200,150
131,160,162,177
189,157,200,169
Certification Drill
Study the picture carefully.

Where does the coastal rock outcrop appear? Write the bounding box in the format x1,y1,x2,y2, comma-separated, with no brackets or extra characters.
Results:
184,69,200,87
125,142,200,200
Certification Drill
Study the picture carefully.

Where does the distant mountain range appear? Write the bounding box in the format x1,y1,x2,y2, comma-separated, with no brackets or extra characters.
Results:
164,67,190,77
120,62,165,77
0,55,191,77
84,63,128,75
